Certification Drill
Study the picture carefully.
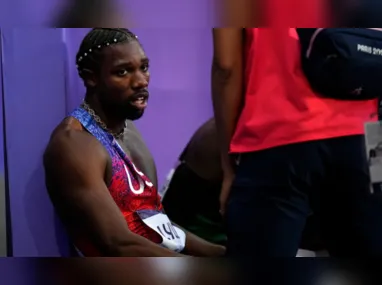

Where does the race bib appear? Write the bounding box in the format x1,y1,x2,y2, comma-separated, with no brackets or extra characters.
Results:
137,210,186,252
364,121,382,193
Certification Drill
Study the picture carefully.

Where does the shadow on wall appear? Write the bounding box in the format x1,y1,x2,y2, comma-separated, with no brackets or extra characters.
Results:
23,157,72,257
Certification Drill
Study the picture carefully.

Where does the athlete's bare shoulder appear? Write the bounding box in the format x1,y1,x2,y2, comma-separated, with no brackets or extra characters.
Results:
44,117,110,190
48,117,85,141
47,116,103,148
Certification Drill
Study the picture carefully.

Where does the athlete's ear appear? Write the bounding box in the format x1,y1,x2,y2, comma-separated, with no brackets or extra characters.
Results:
79,68,97,88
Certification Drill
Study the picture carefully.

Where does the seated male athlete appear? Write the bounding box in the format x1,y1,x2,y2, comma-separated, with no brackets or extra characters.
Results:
43,28,225,257
162,118,326,255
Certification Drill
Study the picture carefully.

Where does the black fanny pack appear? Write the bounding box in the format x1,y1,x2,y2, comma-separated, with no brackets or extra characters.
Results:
297,28,382,119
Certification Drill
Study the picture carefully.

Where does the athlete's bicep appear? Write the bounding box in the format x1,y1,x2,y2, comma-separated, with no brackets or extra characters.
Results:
43,132,136,255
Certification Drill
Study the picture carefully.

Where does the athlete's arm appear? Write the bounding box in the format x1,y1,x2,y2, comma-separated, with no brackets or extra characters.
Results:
211,28,244,213
43,130,183,257
174,223,225,257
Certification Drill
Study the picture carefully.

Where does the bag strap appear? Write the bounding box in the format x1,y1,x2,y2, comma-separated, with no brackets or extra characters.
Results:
296,28,318,48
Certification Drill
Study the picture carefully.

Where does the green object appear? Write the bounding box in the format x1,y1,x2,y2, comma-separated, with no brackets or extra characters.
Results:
185,215,227,246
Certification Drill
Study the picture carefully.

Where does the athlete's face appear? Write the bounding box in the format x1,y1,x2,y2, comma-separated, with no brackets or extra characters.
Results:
93,40,150,121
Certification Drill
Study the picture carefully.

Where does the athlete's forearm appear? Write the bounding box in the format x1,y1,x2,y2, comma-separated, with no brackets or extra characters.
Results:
111,243,185,257
115,244,185,257
107,233,186,257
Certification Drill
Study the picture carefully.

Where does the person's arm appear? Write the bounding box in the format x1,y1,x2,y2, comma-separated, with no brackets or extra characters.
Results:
181,226,225,257
211,29,244,213
44,130,183,257
220,0,260,27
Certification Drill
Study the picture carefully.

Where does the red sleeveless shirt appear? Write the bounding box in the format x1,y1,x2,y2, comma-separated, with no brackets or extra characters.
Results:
70,107,163,256
230,28,377,153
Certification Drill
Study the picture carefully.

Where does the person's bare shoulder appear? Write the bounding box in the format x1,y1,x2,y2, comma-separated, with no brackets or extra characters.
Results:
43,117,109,195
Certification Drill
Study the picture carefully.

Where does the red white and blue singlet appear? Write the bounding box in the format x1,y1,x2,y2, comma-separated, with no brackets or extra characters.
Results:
70,107,185,256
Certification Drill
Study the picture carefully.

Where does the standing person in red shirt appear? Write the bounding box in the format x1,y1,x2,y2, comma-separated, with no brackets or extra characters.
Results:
212,28,382,257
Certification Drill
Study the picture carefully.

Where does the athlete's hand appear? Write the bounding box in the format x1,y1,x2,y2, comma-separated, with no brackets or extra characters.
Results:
219,168,235,216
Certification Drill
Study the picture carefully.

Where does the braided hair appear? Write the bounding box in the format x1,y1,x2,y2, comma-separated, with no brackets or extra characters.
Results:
76,28,139,76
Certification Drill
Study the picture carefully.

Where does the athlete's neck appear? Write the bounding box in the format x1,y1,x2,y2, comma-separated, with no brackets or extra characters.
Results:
84,93,125,135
